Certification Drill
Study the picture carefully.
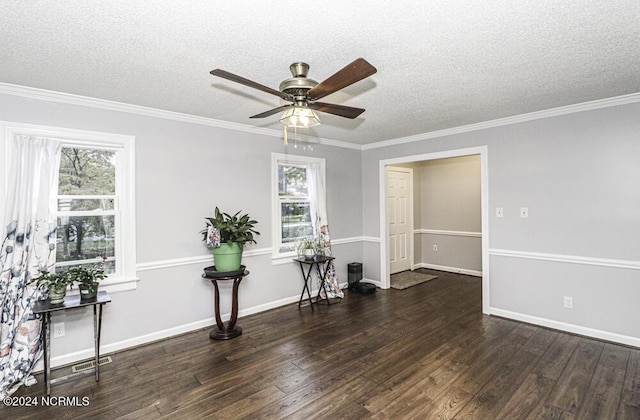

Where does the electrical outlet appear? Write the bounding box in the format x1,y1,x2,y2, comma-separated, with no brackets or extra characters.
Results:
53,322,65,338
433,244,438,252
563,296,573,309
520,207,529,218
496,207,504,218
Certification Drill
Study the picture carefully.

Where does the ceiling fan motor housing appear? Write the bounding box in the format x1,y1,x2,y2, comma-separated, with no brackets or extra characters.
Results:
279,62,318,97
210,58,375,119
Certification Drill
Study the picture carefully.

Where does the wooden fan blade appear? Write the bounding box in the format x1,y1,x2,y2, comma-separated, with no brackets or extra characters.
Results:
308,102,365,119
306,58,377,101
250,104,293,119
210,69,294,101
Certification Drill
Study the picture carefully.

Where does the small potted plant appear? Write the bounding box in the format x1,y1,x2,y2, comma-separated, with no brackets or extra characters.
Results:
297,237,318,259
201,207,260,272
32,269,74,305
67,257,107,301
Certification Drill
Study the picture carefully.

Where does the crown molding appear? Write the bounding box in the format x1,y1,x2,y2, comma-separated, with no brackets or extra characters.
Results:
3,83,638,152
363,91,640,150
0,83,361,150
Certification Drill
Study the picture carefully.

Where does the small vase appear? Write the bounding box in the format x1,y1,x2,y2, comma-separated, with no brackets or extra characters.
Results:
304,248,315,260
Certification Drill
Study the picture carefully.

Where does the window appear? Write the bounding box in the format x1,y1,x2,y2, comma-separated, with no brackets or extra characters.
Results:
56,147,117,273
1,123,137,291
271,153,325,260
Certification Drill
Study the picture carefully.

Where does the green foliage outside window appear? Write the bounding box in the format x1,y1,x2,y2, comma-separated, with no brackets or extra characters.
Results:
56,148,116,269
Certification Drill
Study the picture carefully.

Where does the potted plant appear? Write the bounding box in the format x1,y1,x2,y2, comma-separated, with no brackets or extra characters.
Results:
67,258,107,301
201,207,260,272
297,237,318,259
32,269,74,305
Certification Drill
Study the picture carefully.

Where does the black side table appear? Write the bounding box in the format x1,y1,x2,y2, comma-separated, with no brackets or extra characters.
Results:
203,268,249,340
33,291,111,396
294,256,336,310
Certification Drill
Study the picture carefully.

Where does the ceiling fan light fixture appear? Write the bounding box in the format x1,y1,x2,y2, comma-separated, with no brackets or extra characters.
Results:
280,106,321,128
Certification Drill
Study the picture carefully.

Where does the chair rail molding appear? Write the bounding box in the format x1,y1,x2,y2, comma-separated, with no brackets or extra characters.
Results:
137,236,368,272
415,229,482,238
489,249,640,270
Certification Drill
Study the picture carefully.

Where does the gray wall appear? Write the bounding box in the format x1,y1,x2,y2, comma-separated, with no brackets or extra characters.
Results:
2,90,639,362
362,102,640,345
414,155,482,274
0,92,363,365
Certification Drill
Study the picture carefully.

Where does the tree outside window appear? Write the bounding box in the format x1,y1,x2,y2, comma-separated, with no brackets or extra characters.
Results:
56,147,117,272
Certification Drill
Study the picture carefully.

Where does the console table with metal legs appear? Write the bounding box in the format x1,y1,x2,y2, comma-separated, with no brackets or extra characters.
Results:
294,256,336,310
203,268,249,340
33,291,111,396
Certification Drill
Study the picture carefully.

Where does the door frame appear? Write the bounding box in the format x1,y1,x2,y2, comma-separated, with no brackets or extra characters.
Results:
386,166,414,274
378,145,490,314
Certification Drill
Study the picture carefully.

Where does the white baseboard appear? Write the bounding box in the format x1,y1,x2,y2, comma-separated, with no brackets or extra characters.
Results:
39,282,353,371
413,263,482,277
490,307,640,348
39,279,638,373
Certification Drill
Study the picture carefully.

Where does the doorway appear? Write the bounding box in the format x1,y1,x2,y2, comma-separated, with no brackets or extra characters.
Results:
378,146,490,314
386,166,413,275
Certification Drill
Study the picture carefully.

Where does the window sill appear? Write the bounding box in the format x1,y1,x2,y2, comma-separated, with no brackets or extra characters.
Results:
66,275,140,296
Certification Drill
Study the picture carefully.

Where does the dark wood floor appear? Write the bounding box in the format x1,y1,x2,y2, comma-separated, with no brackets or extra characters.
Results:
6,270,640,419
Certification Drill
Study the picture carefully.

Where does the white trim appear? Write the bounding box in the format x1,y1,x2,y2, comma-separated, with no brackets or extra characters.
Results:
362,236,381,243
331,236,365,245
1,121,135,146
66,276,139,295
363,92,640,150
3,84,639,152
271,153,326,260
379,146,490,314
137,239,363,271
413,262,482,277
490,307,640,348
56,210,116,217
137,255,214,272
0,83,360,150
37,285,637,370
1,121,138,289
137,247,272,272
415,229,482,238
42,281,351,370
489,249,640,270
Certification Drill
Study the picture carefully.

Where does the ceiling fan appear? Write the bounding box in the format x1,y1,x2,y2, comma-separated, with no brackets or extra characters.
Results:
209,58,377,127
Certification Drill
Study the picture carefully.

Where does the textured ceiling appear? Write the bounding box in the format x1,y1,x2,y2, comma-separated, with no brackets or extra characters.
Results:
1,1,639,145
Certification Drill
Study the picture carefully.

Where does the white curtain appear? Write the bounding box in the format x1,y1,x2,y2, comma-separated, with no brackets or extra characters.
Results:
308,163,344,299
0,135,61,398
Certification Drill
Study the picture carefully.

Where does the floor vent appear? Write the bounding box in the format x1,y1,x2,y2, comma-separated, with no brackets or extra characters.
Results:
71,356,112,373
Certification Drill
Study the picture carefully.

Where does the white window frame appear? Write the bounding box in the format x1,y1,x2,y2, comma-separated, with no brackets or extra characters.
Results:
1,122,138,292
271,153,325,264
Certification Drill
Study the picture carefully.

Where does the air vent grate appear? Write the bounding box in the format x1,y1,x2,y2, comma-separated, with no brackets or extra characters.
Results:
71,356,112,373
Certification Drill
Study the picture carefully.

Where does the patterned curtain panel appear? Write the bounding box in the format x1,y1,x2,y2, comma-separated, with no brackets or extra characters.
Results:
316,225,344,299
0,136,61,399
308,163,344,299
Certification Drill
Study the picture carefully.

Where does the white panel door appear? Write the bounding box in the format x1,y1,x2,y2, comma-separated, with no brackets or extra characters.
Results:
387,167,412,274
